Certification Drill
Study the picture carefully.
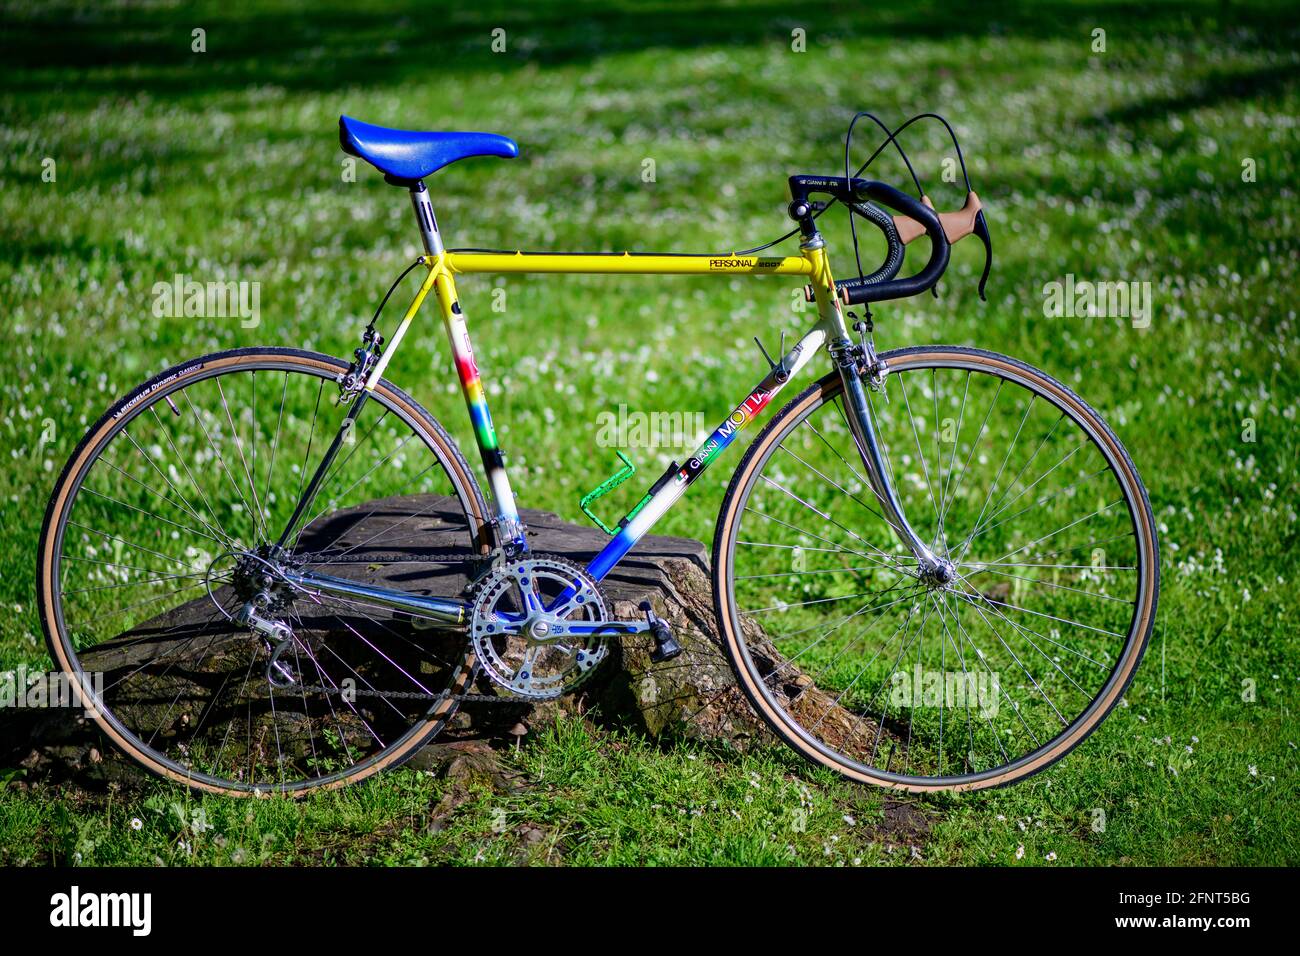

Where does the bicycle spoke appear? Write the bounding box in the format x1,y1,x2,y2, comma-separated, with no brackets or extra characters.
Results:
977,499,1128,570
937,377,1003,535
935,370,971,548
756,473,904,566
967,464,1110,544
759,583,924,684
215,377,269,541
742,507,907,571
962,564,1134,605
895,371,942,531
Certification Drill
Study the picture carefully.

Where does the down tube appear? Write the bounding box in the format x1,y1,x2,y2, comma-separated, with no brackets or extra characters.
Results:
586,327,827,581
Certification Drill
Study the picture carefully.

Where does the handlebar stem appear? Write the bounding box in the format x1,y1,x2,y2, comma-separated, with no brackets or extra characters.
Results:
788,175,952,306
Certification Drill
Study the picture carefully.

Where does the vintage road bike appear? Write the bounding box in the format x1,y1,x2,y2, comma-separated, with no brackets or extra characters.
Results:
37,113,1159,796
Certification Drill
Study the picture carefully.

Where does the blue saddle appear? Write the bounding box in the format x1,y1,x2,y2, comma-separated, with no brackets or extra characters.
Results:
339,115,518,183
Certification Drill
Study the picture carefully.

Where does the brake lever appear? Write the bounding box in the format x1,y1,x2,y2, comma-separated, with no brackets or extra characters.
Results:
890,190,989,301
973,208,992,301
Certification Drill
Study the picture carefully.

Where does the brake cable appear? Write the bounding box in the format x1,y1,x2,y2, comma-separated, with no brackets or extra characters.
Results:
447,112,975,277
365,256,425,338
734,111,958,259
844,110,927,279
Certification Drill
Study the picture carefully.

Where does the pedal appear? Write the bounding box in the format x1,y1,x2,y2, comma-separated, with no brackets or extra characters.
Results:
640,601,682,663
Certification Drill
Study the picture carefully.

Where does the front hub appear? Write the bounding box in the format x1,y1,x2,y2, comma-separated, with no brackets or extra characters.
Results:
918,557,957,591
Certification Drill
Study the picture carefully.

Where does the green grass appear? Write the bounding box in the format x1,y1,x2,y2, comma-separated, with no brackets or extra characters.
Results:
1,0,1298,865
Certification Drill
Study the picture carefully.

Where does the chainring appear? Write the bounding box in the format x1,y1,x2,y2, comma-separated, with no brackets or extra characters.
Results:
468,554,611,700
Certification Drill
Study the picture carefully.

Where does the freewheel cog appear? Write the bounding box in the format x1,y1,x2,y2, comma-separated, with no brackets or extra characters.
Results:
468,555,611,700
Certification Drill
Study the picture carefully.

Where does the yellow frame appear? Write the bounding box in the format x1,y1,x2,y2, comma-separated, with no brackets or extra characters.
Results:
364,248,839,394
363,242,850,569
440,248,845,332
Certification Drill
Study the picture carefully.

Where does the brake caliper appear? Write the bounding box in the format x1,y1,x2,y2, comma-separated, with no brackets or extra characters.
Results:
337,327,384,403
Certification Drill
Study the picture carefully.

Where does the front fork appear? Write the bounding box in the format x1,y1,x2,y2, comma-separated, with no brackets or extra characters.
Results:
805,240,946,581
831,342,945,578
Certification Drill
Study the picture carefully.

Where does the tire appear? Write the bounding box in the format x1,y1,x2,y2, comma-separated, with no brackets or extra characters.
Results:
712,346,1159,792
37,347,491,796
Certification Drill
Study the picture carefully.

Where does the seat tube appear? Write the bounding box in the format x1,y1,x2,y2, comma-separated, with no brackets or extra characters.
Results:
406,182,527,552
429,262,528,555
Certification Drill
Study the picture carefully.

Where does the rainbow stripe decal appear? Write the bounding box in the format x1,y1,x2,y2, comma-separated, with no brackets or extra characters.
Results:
684,386,773,475
587,383,774,581
455,343,496,451
446,308,521,527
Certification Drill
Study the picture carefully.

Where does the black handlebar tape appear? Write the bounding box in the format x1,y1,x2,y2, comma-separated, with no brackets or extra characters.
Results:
802,201,905,303
842,181,950,305
848,201,906,284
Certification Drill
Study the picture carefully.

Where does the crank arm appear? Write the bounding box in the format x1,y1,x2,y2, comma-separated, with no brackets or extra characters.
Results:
491,603,681,662
551,619,648,637
489,616,650,638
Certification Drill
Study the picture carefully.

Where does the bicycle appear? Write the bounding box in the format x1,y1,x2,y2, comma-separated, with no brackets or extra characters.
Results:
37,112,1158,796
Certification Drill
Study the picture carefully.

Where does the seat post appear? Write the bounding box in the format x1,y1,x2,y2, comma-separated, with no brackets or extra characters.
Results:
408,181,445,256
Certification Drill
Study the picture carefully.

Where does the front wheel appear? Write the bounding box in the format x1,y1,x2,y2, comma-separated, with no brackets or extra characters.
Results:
713,346,1159,792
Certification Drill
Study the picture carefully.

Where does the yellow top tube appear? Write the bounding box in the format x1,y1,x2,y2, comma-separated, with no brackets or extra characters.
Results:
444,250,815,277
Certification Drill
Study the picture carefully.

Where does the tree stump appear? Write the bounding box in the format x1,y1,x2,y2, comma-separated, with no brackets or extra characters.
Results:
2,501,767,786
4,497,878,787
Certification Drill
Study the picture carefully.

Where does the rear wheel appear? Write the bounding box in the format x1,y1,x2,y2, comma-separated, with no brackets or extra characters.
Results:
38,348,490,796
713,346,1158,791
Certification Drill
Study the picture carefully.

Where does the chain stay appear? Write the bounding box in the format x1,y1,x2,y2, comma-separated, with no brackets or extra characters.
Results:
289,550,490,567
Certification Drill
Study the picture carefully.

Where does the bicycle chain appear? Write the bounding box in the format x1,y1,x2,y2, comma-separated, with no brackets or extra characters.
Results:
277,681,507,704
